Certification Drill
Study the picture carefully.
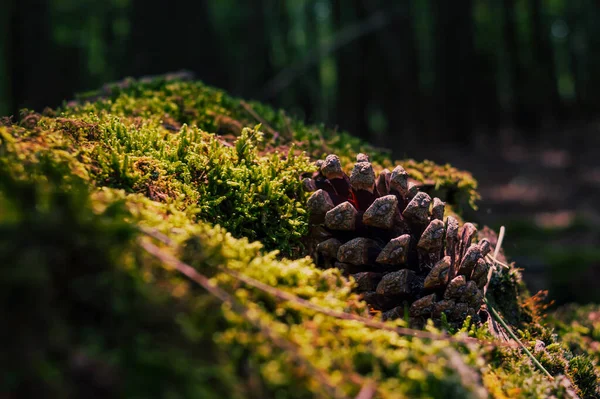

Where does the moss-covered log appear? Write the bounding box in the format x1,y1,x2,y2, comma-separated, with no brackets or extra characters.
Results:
1,75,598,398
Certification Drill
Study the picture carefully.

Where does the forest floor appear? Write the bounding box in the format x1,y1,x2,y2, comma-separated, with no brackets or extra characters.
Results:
394,122,600,305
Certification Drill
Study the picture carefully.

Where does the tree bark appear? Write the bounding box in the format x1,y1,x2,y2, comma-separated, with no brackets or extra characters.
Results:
298,1,321,122
333,0,369,140
530,0,561,123
502,0,524,128
126,0,226,88
9,0,50,113
0,0,14,116
367,0,421,146
433,0,475,146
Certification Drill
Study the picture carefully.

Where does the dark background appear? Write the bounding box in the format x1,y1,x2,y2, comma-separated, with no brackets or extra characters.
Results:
2,0,599,304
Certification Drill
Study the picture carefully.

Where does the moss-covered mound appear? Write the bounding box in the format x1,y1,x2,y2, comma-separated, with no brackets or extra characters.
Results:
1,75,599,398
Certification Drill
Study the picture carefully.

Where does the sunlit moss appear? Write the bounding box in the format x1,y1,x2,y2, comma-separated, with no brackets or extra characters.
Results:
1,75,598,398
70,76,480,209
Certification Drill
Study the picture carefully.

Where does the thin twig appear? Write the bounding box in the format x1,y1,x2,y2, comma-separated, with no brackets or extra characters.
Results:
484,298,554,381
283,113,294,141
442,347,489,399
484,225,506,297
140,239,351,399
223,268,487,346
138,225,175,246
354,380,377,399
139,226,500,348
481,226,554,381
240,100,278,137
493,226,506,261
485,254,510,269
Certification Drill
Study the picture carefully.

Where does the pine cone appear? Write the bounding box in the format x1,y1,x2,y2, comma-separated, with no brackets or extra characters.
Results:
304,153,491,327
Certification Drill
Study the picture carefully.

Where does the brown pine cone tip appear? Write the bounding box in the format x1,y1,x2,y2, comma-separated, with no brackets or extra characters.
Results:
304,153,492,327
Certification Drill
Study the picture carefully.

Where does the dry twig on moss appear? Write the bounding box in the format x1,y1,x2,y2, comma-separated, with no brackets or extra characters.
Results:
240,100,278,137
140,239,353,399
139,225,501,348
482,226,555,381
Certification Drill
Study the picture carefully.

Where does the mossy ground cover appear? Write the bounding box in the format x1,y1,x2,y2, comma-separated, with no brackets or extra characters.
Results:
1,75,599,398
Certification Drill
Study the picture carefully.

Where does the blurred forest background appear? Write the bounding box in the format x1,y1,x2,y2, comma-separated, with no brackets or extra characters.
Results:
1,0,600,304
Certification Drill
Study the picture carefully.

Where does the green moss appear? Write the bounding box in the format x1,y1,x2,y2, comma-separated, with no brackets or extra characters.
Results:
1,74,598,398
0,156,486,398
70,75,480,209
2,76,479,256
3,115,314,256
486,265,531,326
546,304,600,391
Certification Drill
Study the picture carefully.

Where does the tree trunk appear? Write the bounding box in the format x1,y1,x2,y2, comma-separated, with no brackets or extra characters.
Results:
353,0,370,140
472,0,500,134
502,0,524,128
270,0,293,108
242,0,274,95
9,0,50,113
0,0,14,116
432,0,475,146
368,0,420,147
299,1,321,122
126,0,226,88
530,0,561,123
333,0,369,140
